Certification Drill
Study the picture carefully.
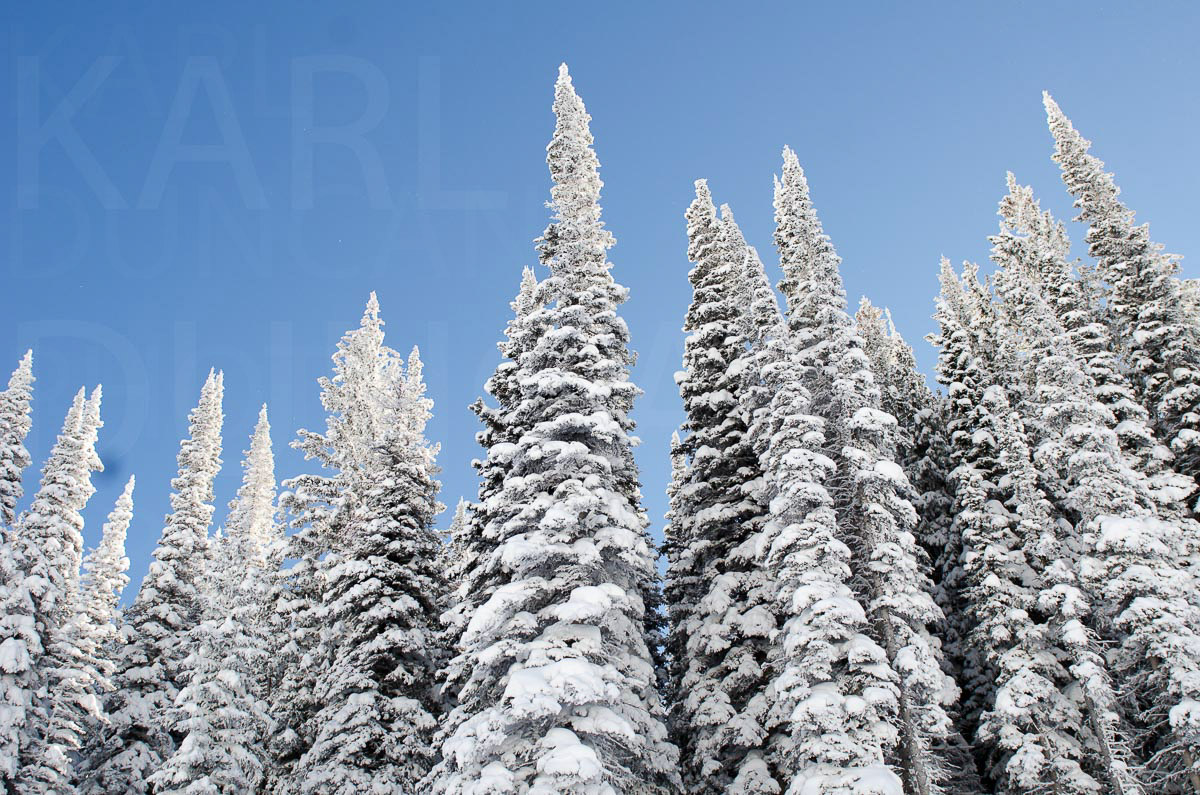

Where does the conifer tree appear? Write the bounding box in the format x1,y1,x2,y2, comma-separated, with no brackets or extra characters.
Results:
148,604,273,795
754,327,902,794
992,214,1200,792
734,243,786,438
5,386,103,793
83,371,224,794
1045,93,1200,509
14,387,103,791
433,64,678,794
270,295,408,788
666,183,773,792
0,351,34,529
972,386,1140,795
1183,279,1200,324
225,404,278,568
440,497,472,615
928,260,1005,694
998,174,1194,513
858,301,956,593
154,405,279,793
292,345,445,793
438,267,544,724
774,147,958,795
80,476,134,659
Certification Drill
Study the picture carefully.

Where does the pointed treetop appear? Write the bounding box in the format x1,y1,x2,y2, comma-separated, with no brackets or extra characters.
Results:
685,179,720,265
67,386,87,432
95,474,135,567
719,203,748,254
405,346,426,391
781,144,799,169
0,349,36,525
83,385,105,474
1042,90,1063,120
936,257,969,317
8,350,33,389
116,474,135,508
551,61,586,120
520,265,537,292
225,403,276,563
447,498,469,539
364,292,382,327
512,267,540,319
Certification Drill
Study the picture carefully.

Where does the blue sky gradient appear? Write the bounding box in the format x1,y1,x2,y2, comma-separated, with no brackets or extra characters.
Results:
2,1,1197,591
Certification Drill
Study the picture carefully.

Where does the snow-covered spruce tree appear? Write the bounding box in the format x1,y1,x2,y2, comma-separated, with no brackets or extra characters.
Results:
1045,93,1200,510
857,300,956,589
224,404,279,569
432,64,678,794
664,182,773,793
0,351,34,529
11,385,104,793
856,300,904,429
930,268,1024,736
0,536,32,789
973,385,1141,795
734,244,786,437
291,345,445,793
153,405,280,794
663,429,688,719
79,475,134,674
440,497,472,611
82,370,224,794
147,598,273,795
774,147,958,795
0,386,99,793
928,260,1006,693
753,325,903,794
438,267,545,725
992,224,1200,792
998,174,1194,514
270,296,432,790
83,475,133,621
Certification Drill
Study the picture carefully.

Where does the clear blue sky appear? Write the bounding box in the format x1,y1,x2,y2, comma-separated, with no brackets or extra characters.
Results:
2,1,1197,592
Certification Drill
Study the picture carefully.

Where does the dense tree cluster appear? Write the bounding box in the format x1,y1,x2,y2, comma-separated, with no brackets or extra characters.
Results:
0,66,1196,794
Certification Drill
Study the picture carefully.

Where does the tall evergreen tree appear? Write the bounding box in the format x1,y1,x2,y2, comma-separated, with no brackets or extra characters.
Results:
998,174,1194,513
438,267,544,727
224,405,279,569
754,326,902,794
79,475,134,662
1044,93,1200,511
4,386,103,793
432,64,678,794
857,300,956,596
976,386,1139,795
992,215,1200,792
270,295,410,789
666,182,773,792
0,351,34,529
292,345,445,793
153,405,280,793
83,371,224,794
440,497,472,614
774,147,958,795
928,259,1006,710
